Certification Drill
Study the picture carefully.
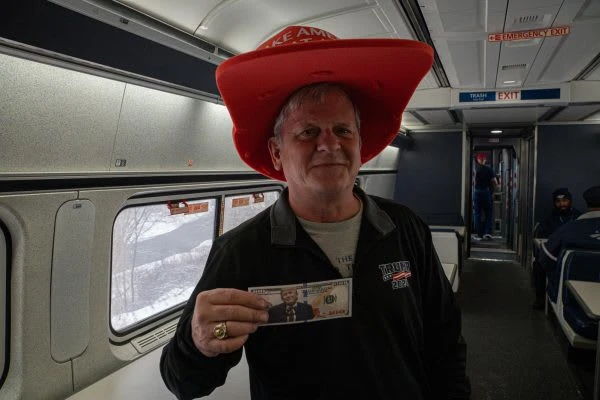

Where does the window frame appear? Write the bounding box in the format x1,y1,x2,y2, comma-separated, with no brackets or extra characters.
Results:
108,183,283,342
0,222,10,388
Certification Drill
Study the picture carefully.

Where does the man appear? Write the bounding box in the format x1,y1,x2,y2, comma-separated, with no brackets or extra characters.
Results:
539,185,600,275
472,152,498,241
268,287,314,323
531,187,581,309
160,25,470,399
537,187,582,238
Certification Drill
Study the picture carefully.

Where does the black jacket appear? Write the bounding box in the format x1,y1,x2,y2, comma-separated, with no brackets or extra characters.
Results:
160,188,470,399
537,207,582,238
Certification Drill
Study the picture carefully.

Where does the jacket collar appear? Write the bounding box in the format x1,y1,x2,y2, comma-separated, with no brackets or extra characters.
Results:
270,186,395,245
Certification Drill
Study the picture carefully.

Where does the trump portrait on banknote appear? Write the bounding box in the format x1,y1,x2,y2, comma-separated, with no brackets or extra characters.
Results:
268,287,314,323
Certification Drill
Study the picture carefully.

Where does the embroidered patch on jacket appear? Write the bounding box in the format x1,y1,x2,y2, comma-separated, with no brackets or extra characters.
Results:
378,261,412,289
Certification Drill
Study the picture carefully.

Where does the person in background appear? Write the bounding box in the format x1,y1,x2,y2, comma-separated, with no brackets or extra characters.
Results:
472,152,498,241
160,25,470,399
531,187,581,309
537,187,582,238
539,185,600,276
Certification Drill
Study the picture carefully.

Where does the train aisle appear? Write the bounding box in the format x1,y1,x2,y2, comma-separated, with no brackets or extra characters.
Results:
457,258,590,400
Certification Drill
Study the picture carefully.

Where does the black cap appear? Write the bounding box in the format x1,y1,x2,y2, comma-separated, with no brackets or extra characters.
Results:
552,187,572,201
583,185,600,207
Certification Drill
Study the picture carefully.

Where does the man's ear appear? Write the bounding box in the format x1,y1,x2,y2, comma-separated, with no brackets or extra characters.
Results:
268,137,283,171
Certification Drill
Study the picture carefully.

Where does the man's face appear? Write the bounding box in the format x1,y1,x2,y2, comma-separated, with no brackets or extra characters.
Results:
281,288,298,306
554,197,571,211
268,88,361,198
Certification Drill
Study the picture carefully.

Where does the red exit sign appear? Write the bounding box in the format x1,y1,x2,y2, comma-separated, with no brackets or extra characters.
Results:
488,26,570,42
497,91,520,101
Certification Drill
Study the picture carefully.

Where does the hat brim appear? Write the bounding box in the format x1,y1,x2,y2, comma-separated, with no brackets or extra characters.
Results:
216,39,433,181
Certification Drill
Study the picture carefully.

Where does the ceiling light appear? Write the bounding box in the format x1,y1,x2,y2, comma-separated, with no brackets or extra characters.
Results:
491,130,503,134
503,80,516,84
198,25,209,30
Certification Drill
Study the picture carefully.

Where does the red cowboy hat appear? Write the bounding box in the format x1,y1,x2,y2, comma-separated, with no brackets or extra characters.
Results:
216,25,434,181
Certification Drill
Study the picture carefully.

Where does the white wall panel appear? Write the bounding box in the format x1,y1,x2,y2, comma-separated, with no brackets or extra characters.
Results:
51,200,95,363
0,192,78,400
361,146,399,171
0,53,125,175
112,84,250,173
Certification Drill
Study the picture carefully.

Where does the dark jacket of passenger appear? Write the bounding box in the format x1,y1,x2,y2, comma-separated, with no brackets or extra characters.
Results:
160,188,471,400
537,207,582,238
539,211,600,274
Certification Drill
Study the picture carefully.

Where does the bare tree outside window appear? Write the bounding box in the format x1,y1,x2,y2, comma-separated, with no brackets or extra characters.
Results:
111,199,216,331
222,191,279,234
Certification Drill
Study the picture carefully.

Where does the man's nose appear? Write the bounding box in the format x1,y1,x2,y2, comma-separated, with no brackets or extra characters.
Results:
316,128,341,151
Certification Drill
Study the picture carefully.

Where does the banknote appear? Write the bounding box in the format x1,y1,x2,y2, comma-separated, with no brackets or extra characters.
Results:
248,278,352,325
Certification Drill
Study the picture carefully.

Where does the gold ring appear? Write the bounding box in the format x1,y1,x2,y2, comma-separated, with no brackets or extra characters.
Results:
213,322,229,340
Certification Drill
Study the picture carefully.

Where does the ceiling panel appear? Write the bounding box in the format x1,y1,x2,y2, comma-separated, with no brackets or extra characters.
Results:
416,110,456,125
496,40,539,87
447,40,483,87
585,67,600,81
374,0,417,39
417,72,438,90
534,22,600,83
504,0,562,31
401,112,425,129
584,110,600,121
434,0,485,32
115,0,220,34
581,0,600,18
187,0,382,53
462,106,551,124
296,7,396,41
550,104,600,121
526,1,600,84
420,0,505,89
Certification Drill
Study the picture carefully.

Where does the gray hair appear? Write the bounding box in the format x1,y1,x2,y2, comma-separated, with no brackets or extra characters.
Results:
272,82,361,141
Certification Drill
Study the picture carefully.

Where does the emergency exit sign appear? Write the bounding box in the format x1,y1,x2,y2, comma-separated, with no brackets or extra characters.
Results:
488,26,570,42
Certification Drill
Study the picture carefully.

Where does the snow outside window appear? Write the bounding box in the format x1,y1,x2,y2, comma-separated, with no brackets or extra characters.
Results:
111,199,216,332
221,191,279,234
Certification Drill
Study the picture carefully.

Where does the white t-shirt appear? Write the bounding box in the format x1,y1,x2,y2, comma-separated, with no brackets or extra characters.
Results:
297,200,363,277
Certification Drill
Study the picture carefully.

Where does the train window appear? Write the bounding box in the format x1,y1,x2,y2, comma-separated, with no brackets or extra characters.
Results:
221,191,280,234
111,198,217,332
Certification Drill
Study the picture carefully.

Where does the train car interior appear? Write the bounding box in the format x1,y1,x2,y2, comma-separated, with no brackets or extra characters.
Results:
1,0,600,399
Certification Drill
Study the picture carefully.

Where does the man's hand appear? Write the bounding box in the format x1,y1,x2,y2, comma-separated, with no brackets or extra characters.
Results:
191,288,269,357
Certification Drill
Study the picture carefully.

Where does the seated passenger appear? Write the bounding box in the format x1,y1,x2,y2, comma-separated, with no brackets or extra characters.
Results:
539,185,600,276
537,188,581,238
531,187,581,309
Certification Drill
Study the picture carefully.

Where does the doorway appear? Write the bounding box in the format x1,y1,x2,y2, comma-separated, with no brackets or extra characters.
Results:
466,129,533,262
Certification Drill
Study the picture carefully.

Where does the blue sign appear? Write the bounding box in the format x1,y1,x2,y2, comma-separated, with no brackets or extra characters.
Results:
459,91,496,102
520,88,560,100
459,88,561,103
